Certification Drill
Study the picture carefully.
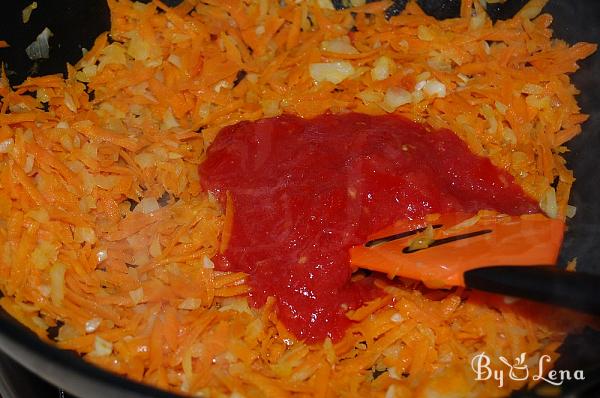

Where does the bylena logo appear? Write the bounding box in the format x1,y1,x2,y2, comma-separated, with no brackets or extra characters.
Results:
471,352,585,388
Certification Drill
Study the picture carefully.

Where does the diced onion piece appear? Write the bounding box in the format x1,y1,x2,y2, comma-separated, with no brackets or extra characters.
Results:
356,89,383,105
129,287,144,305
149,236,162,257
27,208,49,223
127,33,151,61
503,127,517,145
135,152,156,169
95,175,118,190
385,385,397,398
79,195,97,213
25,27,53,60
526,94,551,110
309,62,355,84
49,261,66,306
417,25,434,41
96,249,108,263
0,138,14,153
521,83,544,95
22,2,38,24
517,0,545,19
85,318,102,333
423,79,446,98
539,188,558,219
31,241,58,270
317,0,334,9
213,80,231,93
566,205,577,219
162,107,179,130
202,255,215,269
140,197,160,214
179,298,201,310
371,56,394,81
383,87,412,110
23,154,35,173
321,36,358,54
38,285,51,298
407,225,435,251
261,99,280,117
93,336,113,357
74,226,97,244
64,92,77,112
167,54,182,68
495,100,508,114
390,313,403,323
31,316,48,330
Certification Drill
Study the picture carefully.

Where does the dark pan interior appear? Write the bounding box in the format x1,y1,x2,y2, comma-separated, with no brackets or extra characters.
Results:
0,1,599,397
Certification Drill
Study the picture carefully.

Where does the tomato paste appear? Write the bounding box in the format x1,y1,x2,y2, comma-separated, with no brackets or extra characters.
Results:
199,113,538,342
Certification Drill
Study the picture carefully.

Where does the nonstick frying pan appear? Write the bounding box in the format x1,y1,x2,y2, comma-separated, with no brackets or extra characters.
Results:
0,1,599,397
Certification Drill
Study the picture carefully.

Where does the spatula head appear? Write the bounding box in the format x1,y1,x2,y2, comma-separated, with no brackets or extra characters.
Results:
349,212,565,288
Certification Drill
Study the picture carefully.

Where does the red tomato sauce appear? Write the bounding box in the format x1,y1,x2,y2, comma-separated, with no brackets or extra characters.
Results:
199,113,538,342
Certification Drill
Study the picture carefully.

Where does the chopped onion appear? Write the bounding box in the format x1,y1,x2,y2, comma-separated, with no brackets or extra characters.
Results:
417,25,434,41
23,154,35,173
179,298,201,310
317,0,334,9
140,197,160,214
407,225,435,251
371,56,394,81
539,188,558,219
503,127,517,145
149,236,162,257
385,385,398,398
495,100,508,114
390,313,403,323
85,318,102,334
49,261,66,306
27,207,49,223
127,33,151,61
202,255,215,269
22,2,38,24
96,249,108,263
94,175,118,190
356,89,383,105
129,287,144,305
25,27,53,60
162,107,179,130
167,54,182,68
261,99,280,117
31,316,48,330
63,92,77,112
93,336,113,357
134,152,156,169
423,79,446,98
213,80,231,93
74,226,97,244
0,138,14,153
309,62,355,84
383,87,412,110
414,80,427,91
31,241,58,270
321,36,358,55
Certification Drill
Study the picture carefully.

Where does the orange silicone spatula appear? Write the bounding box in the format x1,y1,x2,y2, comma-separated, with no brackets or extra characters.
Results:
350,212,600,314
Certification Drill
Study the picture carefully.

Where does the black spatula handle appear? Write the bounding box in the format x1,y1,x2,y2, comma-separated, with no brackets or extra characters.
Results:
463,266,600,315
